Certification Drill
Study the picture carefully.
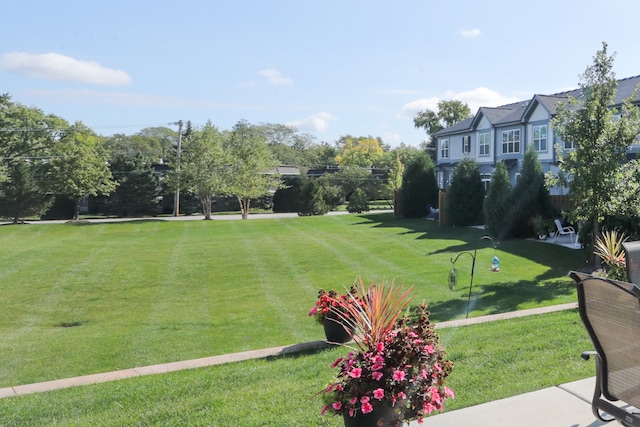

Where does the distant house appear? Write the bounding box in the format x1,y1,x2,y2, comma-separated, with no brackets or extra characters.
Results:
434,75,640,194
306,166,388,180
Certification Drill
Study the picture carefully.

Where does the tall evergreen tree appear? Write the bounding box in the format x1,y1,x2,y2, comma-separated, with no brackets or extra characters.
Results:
483,161,511,240
447,158,484,226
400,152,438,218
507,146,553,238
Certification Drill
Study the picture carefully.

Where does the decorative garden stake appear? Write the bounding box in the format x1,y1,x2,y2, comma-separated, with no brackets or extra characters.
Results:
491,255,500,272
449,235,498,318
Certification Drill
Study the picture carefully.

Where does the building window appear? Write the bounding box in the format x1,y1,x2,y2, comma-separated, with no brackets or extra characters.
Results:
533,125,547,151
441,139,449,159
501,129,520,154
480,173,491,191
564,140,576,150
462,136,471,154
479,132,490,156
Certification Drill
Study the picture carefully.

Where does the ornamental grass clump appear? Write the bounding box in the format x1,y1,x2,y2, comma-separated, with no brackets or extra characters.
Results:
321,279,454,425
594,229,628,281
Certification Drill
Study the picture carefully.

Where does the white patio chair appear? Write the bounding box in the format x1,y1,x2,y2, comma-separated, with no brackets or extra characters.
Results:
553,219,576,244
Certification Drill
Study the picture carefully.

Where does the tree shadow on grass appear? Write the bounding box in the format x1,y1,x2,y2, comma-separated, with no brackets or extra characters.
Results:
426,279,576,322
352,213,583,322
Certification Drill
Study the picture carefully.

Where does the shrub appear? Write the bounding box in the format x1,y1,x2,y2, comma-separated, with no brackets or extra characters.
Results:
347,188,369,213
272,177,302,213
298,179,328,216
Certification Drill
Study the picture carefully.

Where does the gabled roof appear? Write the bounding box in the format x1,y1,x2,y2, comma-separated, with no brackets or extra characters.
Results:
433,75,640,138
611,74,640,105
522,94,569,120
265,166,301,175
432,117,474,136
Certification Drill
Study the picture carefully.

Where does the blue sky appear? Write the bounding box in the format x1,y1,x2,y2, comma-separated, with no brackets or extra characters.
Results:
2,1,640,147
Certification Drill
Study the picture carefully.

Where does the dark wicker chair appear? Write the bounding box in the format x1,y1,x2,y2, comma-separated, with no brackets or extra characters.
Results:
623,241,640,285
571,271,640,426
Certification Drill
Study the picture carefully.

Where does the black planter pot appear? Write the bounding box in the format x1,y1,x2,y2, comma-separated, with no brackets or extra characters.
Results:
322,316,353,343
342,403,402,427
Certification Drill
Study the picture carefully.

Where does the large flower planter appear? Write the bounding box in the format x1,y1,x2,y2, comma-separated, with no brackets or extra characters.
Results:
342,403,402,427
323,316,354,343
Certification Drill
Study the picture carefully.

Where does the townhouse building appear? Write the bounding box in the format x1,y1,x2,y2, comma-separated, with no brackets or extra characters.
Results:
433,75,640,195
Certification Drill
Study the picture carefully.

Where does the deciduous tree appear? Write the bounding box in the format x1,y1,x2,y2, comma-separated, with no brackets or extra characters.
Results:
414,100,472,160
45,124,117,220
169,121,227,219
335,135,384,167
225,120,282,219
550,42,640,243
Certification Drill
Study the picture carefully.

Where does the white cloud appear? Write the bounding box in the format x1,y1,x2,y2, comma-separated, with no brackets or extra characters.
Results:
399,88,519,119
258,68,293,86
398,97,440,119
0,52,132,86
444,87,520,112
288,112,336,132
460,28,482,38
382,131,401,146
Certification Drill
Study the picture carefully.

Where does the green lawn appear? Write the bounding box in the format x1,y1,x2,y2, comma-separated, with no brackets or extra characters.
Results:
0,309,594,426
0,213,584,389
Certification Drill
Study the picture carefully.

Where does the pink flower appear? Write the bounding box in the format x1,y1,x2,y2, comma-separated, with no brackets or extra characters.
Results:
372,371,383,381
392,369,406,381
361,401,374,414
360,396,370,403
445,386,455,398
430,387,442,404
376,342,385,352
350,397,358,405
422,402,435,414
308,307,318,316
397,391,407,400
349,367,362,378
371,355,384,364
331,357,344,368
424,344,435,354
372,363,384,371
332,401,342,411
373,388,385,400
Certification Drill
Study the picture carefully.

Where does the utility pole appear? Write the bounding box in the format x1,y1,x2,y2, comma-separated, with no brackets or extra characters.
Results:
173,120,183,217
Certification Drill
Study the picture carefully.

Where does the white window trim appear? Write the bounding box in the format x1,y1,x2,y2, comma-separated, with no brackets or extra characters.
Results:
479,132,490,156
441,139,450,159
501,129,521,154
532,125,548,152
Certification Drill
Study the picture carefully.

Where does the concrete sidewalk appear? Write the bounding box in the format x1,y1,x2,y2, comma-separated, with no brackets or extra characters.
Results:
416,377,607,427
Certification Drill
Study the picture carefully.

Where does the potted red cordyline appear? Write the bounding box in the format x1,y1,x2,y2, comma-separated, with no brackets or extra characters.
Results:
320,279,454,426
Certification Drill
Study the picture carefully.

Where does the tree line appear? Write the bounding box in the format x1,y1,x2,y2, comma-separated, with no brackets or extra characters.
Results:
0,96,443,222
